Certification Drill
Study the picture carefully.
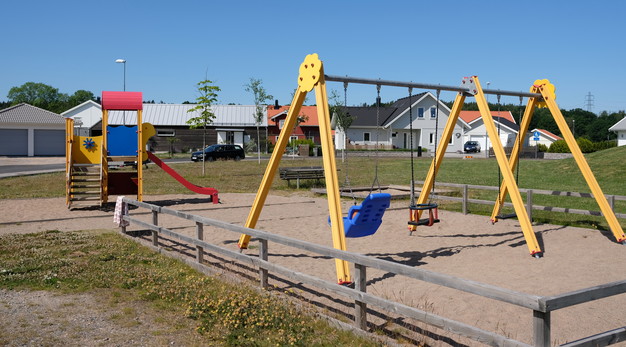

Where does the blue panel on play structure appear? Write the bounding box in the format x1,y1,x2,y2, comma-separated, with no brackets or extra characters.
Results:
107,125,138,156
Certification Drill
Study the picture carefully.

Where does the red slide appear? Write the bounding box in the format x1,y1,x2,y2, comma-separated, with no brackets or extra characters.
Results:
147,152,219,204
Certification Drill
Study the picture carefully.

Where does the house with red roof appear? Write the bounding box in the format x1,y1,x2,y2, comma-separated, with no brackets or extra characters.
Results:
459,110,522,154
530,128,563,147
267,105,322,145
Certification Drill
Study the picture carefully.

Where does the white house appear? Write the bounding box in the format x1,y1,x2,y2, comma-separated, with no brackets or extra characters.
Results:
336,92,470,154
609,117,626,146
0,103,66,156
529,128,563,148
460,111,521,153
61,100,102,136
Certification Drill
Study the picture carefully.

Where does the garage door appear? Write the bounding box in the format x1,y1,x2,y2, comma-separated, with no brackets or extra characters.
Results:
34,129,65,156
0,129,28,156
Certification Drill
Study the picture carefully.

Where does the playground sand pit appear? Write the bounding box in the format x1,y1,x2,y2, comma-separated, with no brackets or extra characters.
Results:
1,193,625,346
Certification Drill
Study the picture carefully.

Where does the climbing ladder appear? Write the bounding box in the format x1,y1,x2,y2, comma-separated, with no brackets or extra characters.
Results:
67,163,103,207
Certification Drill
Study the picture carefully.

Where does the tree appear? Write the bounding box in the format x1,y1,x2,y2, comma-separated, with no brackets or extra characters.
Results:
187,79,220,176
8,82,66,112
329,90,354,162
166,136,180,158
244,78,273,164
7,82,95,113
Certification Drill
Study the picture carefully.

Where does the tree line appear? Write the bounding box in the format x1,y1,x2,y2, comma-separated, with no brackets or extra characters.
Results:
2,81,623,144
3,82,97,114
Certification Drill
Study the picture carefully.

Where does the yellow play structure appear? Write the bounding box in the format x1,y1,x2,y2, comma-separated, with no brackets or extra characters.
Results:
236,54,625,284
66,91,219,209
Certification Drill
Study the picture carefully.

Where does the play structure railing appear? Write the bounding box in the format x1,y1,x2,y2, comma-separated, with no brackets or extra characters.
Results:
418,180,626,221
119,197,626,347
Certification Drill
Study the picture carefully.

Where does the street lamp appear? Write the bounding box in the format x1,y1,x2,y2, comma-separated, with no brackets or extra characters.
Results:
115,59,126,91
115,59,127,125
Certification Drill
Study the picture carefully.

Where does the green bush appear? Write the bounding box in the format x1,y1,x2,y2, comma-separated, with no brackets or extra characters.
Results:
548,139,570,153
576,137,594,153
287,139,316,155
537,143,548,152
593,140,617,151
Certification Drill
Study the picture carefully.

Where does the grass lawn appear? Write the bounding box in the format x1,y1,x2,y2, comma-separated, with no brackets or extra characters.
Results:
0,229,380,346
1,146,624,230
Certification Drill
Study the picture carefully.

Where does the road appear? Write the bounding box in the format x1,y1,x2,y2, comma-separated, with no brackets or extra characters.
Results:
0,157,192,178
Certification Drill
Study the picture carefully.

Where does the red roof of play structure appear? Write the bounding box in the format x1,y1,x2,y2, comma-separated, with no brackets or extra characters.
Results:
101,91,143,111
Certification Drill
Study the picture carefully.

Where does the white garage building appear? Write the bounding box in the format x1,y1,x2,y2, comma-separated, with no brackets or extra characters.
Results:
0,103,66,156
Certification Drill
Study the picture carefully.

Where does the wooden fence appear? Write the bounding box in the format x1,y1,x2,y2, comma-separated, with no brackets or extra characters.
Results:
120,197,626,347
414,181,626,222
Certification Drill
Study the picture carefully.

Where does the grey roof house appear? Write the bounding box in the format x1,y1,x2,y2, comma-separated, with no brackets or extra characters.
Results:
335,92,470,154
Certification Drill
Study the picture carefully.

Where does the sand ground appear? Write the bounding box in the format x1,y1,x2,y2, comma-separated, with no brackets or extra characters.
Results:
1,193,625,346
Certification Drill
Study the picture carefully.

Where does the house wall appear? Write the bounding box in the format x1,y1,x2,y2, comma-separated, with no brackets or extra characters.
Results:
463,122,518,152
389,98,463,153
617,131,626,146
0,123,65,156
345,127,392,148
147,126,260,153
62,102,102,136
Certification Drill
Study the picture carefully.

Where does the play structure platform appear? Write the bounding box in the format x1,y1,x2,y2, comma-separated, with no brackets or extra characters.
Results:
65,91,218,208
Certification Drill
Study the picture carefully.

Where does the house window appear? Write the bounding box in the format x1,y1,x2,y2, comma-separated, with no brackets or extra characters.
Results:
429,132,434,144
278,119,285,129
307,135,315,142
363,132,371,142
157,129,175,137
430,108,437,118
275,136,280,142
290,135,298,142
418,108,424,118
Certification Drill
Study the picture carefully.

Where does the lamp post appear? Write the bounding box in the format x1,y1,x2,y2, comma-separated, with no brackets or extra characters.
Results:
115,59,126,124
115,59,126,91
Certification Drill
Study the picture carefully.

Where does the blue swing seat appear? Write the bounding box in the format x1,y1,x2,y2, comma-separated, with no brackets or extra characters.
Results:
330,193,392,238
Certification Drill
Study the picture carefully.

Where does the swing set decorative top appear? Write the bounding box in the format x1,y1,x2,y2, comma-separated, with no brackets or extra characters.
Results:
238,53,625,285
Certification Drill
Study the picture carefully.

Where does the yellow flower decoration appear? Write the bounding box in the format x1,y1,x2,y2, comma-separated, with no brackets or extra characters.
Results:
531,79,556,108
298,53,323,92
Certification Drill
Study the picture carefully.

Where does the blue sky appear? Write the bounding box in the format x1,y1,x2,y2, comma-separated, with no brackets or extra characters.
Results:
2,1,625,113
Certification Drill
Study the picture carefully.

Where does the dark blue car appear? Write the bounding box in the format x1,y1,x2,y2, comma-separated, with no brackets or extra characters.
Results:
191,144,245,162
464,141,481,153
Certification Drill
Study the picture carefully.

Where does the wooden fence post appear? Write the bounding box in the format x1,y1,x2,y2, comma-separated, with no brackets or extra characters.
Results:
151,210,159,246
609,195,615,211
259,239,269,289
527,189,533,222
355,263,367,330
462,184,468,215
196,222,204,263
533,310,550,347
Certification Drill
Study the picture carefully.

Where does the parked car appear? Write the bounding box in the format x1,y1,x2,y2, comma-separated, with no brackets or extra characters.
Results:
464,140,481,153
191,144,245,162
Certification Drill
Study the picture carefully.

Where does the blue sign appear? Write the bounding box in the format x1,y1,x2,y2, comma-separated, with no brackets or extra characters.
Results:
533,131,541,141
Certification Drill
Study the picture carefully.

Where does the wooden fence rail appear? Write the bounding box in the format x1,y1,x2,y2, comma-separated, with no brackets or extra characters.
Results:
120,197,626,347
414,180,626,220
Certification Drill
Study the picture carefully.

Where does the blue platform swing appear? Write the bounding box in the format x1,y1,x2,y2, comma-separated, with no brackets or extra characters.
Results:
331,84,391,238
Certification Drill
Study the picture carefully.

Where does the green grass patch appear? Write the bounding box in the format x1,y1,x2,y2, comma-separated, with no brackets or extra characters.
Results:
2,147,625,229
0,229,380,346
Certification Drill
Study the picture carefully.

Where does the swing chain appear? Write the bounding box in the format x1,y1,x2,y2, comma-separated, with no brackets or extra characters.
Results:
408,87,415,206
431,89,441,202
370,84,382,194
342,82,356,204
